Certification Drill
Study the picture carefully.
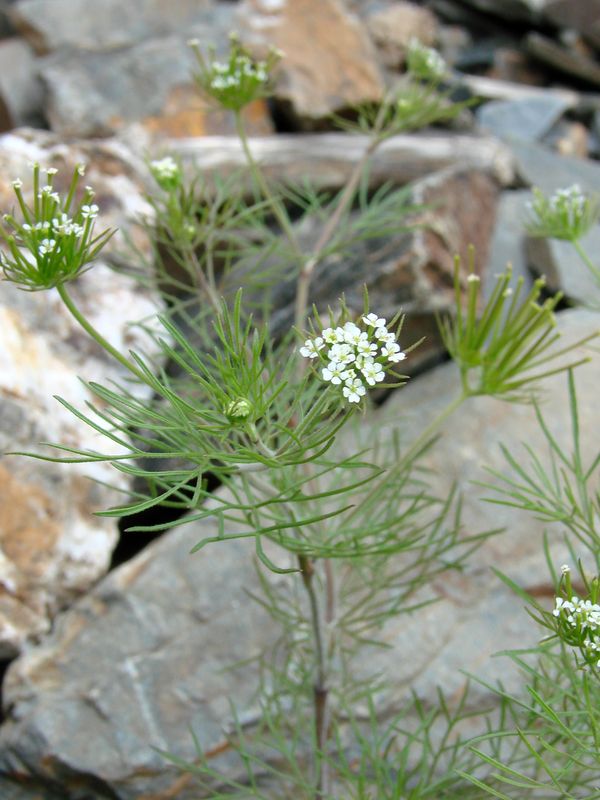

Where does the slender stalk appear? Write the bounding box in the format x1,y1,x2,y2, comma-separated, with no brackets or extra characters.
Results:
234,110,302,259
57,282,146,382
181,244,222,313
573,239,600,285
298,554,328,800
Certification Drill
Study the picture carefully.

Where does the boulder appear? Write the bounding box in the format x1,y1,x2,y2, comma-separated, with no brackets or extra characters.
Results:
0,130,162,655
0,37,43,128
364,1,439,70
238,0,385,128
476,94,572,143
9,0,214,54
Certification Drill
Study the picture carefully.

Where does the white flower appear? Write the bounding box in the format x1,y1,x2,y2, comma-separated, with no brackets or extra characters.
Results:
38,238,57,255
11,178,23,189
328,342,355,365
361,361,385,386
76,164,86,176
342,321,363,345
81,204,99,219
45,167,58,176
322,362,352,385
362,313,386,328
374,326,394,342
322,327,344,344
561,564,571,574
342,377,366,403
299,337,324,358
356,337,378,357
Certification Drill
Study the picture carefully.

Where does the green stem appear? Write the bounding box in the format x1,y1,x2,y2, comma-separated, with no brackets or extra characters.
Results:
234,110,302,259
573,239,600,285
298,554,328,800
57,282,146,382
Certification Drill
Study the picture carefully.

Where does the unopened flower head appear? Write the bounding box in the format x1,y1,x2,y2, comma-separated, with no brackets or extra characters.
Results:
225,397,253,422
406,39,446,81
149,156,182,192
190,35,280,112
299,314,406,405
0,162,114,291
526,184,600,242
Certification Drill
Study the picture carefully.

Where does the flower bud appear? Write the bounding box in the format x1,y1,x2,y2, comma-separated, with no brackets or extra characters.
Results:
225,397,252,421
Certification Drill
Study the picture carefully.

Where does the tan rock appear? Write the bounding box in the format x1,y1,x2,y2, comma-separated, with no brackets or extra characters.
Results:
239,0,385,126
366,1,439,69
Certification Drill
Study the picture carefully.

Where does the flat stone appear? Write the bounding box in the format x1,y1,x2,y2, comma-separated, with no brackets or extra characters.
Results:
510,138,600,197
526,32,600,88
525,229,600,304
484,189,534,299
476,94,571,143
450,0,549,23
459,72,579,107
543,119,589,158
0,38,43,128
543,0,600,51
374,307,600,700
364,1,439,69
238,0,385,127
171,132,516,190
9,0,214,54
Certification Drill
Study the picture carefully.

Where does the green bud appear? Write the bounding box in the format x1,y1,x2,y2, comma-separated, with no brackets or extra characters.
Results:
225,397,252,421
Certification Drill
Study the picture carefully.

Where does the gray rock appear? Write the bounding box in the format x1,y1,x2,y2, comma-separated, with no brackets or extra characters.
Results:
476,94,571,143
171,132,517,190
0,38,43,128
510,138,600,196
9,0,214,54
363,1,439,69
526,229,600,304
484,189,534,299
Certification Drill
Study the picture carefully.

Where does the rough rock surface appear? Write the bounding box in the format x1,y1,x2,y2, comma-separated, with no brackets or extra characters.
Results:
364,1,439,69
239,0,385,127
0,309,597,798
9,0,215,54
267,165,501,372
0,130,161,656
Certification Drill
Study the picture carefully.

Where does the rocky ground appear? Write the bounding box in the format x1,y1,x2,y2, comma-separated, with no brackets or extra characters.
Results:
0,0,599,797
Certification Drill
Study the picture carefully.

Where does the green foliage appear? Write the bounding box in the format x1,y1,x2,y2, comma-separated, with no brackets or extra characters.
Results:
438,258,595,402
0,162,114,290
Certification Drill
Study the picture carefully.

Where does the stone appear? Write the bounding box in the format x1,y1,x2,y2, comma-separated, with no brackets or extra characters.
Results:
476,94,572,143
453,0,549,23
238,0,385,128
171,132,516,191
0,130,162,656
9,0,214,54
544,119,589,158
525,229,600,305
1,307,597,797
373,307,600,699
459,72,579,108
510,138,600,197
364,1,439,70
41,30,274,139
267,165,501,373
483,189,534,299
489,46,545,85
526,32,600,88
0,38,43,128
543,0,600,51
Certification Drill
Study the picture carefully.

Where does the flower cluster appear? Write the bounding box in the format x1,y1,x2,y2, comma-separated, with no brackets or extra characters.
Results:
300,314,406,404
149,156,182,192
406,38,446,81
526,184,600,242
0,162,113,291
189,35,281,112
552,566,600,670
